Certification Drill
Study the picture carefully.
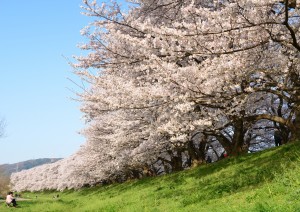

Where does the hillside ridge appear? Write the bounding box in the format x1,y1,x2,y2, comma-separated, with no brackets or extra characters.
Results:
3,143,300,211
0,158,62,176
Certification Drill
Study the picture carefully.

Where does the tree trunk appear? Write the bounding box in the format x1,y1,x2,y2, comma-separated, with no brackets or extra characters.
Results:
186,140,206,167
290,110,300,140
289,69,300,141
214,133,233,155
171,150,183,171
231,119,248,156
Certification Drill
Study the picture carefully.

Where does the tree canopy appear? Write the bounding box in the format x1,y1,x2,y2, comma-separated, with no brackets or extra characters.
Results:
11,0,300,191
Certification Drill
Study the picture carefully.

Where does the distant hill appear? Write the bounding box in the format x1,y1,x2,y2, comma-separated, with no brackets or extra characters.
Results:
0,158,62,176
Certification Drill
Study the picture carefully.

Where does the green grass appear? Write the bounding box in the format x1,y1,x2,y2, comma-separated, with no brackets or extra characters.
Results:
2,142,300,211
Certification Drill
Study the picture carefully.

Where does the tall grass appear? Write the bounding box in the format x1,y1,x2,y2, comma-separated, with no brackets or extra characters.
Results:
2,142,300,211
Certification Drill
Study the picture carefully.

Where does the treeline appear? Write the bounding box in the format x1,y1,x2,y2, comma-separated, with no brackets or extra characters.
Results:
11,0,300,191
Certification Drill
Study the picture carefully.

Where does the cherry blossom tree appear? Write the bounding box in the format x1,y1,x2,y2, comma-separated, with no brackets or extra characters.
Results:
11,0,300,191
74,0,300,177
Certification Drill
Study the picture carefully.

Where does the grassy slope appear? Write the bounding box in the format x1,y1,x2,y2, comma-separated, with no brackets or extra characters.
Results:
2,142,300,212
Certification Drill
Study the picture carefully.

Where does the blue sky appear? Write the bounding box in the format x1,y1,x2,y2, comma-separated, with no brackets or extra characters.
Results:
0,0,99,164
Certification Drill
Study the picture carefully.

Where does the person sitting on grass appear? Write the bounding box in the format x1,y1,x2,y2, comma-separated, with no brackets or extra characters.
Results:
6,191,17,207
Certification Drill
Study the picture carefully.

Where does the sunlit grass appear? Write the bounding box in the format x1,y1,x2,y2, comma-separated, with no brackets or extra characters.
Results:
1,142,300,211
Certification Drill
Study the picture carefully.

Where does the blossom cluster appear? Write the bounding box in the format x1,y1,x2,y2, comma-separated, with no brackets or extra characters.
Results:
11,0,300,191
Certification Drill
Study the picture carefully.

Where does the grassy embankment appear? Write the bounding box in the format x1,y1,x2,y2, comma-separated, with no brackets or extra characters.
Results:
1,142,300,211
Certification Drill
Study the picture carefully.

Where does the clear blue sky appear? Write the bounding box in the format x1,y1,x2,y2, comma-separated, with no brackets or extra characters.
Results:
0,0,100,164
